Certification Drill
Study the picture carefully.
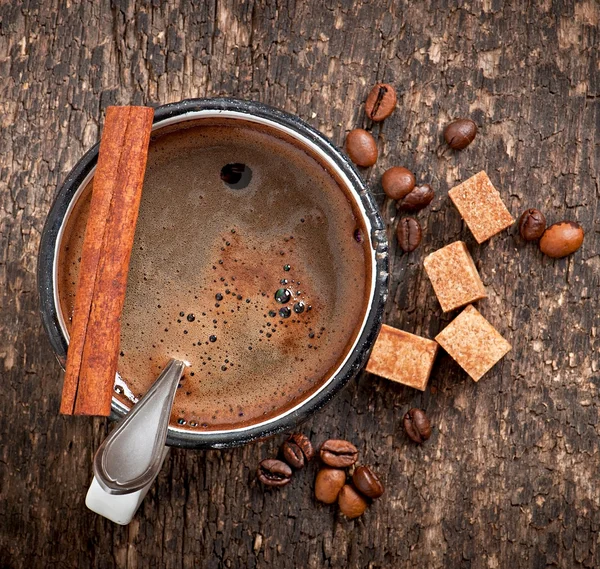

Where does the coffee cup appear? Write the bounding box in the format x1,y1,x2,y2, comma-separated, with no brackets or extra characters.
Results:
38,98,389,449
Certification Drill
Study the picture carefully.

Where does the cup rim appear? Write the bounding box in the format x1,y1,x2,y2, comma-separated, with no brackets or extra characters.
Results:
38,98,389,449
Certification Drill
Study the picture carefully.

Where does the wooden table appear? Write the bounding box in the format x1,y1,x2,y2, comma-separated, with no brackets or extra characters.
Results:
1,1,598,567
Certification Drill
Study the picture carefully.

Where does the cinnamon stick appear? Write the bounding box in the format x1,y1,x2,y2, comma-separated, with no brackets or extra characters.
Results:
61,106,154,415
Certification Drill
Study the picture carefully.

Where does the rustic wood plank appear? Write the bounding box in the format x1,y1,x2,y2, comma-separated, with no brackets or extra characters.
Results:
0,0,599,567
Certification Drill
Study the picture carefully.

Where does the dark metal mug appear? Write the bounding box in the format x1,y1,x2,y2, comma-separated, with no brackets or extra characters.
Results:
37,98,389,449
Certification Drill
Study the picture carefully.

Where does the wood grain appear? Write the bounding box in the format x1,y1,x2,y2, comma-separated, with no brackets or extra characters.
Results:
0,0,598,567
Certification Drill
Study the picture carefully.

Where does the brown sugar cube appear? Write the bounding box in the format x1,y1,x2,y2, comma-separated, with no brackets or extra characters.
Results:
448,171,515,243
435,305,511,382
366,324,438,391
423,241,487,312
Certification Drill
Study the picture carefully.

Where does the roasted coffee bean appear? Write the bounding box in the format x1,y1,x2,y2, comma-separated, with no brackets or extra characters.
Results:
539,221,584,258
290,433,315,461
257,458,293,487
398,184,434,212
381,167,416,200
403,408,432,444
281,441,305,469
345,129,378,167
444,118,478,150
365,83,397,122
338,484,368,519
315,468,347,504
352,466,384,499
397,217,422,253
320,439,358,467
518,208,547,241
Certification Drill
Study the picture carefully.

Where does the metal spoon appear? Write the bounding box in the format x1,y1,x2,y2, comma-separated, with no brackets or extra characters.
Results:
92,358,185,495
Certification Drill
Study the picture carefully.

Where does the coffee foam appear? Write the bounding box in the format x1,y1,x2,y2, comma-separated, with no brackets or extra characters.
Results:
58,118,370,430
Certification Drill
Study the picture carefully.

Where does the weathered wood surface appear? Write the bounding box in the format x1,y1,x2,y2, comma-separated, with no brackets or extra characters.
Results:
1,1,599,567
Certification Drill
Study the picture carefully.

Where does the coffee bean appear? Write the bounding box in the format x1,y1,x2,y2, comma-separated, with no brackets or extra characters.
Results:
352,466,384,499
290,433,315,462
257,458,292,487
403,408,432,444
281,441,305,469
397,217,422,253
539,221,584,258
320,439,358,468
444,118,477,150
365,83,397,122
518,208,547,241
338,484,368,519
315,468,347,504
345,129,378,167
381,167,415,200
398,184,434,212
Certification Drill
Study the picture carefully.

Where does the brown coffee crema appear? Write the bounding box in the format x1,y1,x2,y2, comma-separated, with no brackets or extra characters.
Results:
58,118,371,430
